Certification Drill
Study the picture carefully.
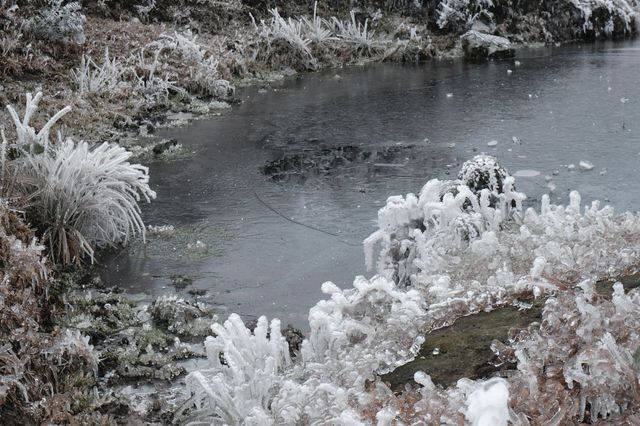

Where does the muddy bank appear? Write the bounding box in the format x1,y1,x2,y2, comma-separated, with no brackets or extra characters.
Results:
380,300,544,389
381,273,640,390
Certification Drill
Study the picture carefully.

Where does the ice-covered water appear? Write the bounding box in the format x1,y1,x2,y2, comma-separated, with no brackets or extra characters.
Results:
100,40,640,329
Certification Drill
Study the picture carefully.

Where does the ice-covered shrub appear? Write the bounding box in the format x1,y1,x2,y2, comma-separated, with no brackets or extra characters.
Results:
457,154,511,195
496,281,640,422
26,0,86,46
183,314,291,424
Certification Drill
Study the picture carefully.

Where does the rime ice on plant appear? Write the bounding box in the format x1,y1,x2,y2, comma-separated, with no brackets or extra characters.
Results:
184,154,640,423
4,92,156,264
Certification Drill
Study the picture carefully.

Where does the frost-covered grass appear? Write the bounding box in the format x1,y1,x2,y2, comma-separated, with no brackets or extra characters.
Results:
181,156,640,424
71,49,126,95
4,92,156,264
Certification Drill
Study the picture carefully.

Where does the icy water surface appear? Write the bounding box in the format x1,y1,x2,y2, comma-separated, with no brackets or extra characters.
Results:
101,40,640,329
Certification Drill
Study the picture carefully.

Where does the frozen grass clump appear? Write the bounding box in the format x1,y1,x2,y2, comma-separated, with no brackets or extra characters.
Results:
4,92,156,264
437,0,493,30
149,30,234,98
262,8,313,58
16,139,156,264
330,11,378,54
71,49,126,95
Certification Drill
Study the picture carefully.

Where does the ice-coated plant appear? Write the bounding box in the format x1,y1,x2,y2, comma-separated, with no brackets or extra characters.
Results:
182,314,291,424
5,91,71,152
436,0,493,29
134,0,157,23
71,48,126,95
496,280,640,422
133,50,182,103
183,155,640,423
263,8,312,57
571,0,636,36
143,32,233,98
300,2,336,45
26,0,86,45
331,11,377,53
16,138,156,264
4,92,156,264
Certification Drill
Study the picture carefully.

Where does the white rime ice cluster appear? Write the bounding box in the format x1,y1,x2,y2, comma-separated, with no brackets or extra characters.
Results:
4,92,156,264
496,280,640,423
184,155,640,424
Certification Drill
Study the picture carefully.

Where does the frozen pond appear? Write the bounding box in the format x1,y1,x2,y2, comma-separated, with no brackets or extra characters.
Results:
101,40,640,329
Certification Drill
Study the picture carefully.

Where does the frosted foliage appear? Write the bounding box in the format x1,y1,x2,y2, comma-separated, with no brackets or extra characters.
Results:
50,329,99,376
27,0,86,45
71,49,125,95
147,31,233,98
497,282,640,423
16,139,156,264
437,0,493,29
457,154,511,195
263,8,312,57
186,155,640,424
5,91,71,151
330,11,376,51
184,314,291,424
257,3,382,62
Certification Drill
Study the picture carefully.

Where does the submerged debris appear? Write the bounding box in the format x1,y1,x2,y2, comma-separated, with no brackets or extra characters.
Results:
261,144,415,183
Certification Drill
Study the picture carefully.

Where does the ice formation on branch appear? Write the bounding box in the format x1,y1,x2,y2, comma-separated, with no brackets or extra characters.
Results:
5,91,71,150
184,155,640,424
